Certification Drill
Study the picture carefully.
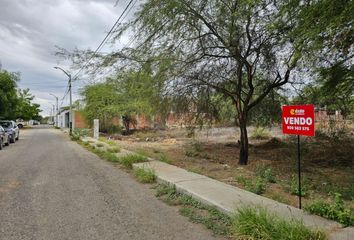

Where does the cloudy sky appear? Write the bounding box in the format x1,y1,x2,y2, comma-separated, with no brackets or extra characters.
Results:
0,0,136,116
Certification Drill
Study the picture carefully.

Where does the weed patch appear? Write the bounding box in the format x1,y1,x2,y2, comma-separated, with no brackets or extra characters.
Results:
256,166,276,183
235,175,266,195
133,168,156,183
157,153,171,164
102,152,119,162
119,154,148,169
231,207,326,240
107,146,120,153
188,166,203,174
304,193,353,227
251,127,271,140
185,150,199,157
155,184,232,236
96,143,104,148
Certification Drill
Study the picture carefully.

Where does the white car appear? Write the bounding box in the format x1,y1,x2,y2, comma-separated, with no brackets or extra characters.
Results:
0,126,10,150
16,119,27,128
0,120,20,143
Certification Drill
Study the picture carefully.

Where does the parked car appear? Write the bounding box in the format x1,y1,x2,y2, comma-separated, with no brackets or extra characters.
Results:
16,119,27,128
0,126,10,150
0,120,19,143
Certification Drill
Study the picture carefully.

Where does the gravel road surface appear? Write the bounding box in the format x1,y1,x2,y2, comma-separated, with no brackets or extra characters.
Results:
0,127,223,240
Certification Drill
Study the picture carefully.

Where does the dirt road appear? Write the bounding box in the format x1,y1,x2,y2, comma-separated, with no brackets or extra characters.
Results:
0,127,222,240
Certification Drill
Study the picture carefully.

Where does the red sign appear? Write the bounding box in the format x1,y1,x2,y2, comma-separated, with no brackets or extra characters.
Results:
282,105,315,136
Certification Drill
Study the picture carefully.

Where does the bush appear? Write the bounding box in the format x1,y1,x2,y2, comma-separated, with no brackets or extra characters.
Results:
247,177,266,195
119,154,148,169
256,166,276,183
73,128,89,137
304,193,353,227
71,134,80,141
231,207,326,240
155,184,176,198
251,127,271,140
96,143,104,147
235,175,266,195
133,168,156,183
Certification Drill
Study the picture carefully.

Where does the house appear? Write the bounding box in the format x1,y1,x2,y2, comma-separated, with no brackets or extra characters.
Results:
57,110,88,129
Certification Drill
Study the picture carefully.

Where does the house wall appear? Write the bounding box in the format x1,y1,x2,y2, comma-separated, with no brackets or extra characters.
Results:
74,111,88,129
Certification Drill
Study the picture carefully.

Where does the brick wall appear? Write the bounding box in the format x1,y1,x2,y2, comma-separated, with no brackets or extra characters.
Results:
74,111,88,129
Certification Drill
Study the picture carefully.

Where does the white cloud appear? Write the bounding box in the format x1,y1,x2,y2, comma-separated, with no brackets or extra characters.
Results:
0,0,135,116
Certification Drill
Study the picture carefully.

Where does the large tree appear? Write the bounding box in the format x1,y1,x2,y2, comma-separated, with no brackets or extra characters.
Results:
0,68,41,120
284,0,353,110
112,0,298,165
0,69,19,119
82,64,169,133
15,88,42,121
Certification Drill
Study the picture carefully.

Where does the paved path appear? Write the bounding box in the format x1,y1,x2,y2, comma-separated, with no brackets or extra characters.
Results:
0,127,222,240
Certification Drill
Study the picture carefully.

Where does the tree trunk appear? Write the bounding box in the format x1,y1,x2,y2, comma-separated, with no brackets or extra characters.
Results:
238,115,249,165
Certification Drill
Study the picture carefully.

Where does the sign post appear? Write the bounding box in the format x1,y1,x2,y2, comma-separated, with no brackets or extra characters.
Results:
282,104,315,209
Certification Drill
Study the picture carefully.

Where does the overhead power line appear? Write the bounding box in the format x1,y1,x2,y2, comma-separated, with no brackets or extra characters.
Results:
73,0,135,80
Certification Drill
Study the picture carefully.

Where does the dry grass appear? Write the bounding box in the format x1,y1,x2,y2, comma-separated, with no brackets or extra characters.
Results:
112,127,353,213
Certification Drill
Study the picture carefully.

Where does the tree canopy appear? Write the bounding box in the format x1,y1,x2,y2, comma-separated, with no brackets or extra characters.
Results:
64,0,353,165
0,68,41,121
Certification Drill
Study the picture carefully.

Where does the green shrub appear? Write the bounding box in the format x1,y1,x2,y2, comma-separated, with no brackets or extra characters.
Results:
246,177,266,195
71,134,80,141
305,193,353,227
231,207,326,240
73,128,89,137
251,127,271,140
256,166,276,183
235,175,266,195
119,154,148,169
96,143,104,147
235,175,247,185
155,184,176,197
133,168,156,183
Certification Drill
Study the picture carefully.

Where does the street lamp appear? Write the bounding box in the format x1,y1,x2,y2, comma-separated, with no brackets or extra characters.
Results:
54,66,73,135
50,93,58,127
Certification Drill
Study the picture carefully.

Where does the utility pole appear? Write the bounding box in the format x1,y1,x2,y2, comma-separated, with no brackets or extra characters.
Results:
54,67,73,135
69,74,72,135
50,108,53,124
52,104,55,125
50,94,58,127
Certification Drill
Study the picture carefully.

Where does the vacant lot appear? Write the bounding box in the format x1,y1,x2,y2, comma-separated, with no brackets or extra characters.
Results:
102,125,354,221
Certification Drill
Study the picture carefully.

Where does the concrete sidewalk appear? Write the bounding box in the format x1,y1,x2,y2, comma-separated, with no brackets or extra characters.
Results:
82,136,353,240
132,161,354,239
